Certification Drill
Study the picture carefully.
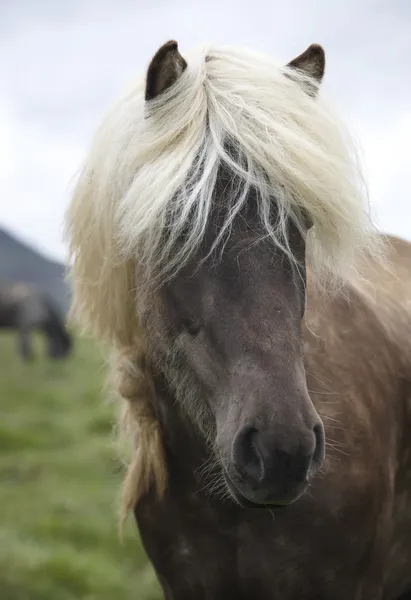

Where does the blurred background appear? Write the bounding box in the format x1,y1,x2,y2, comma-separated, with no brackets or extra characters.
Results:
0,1,410,599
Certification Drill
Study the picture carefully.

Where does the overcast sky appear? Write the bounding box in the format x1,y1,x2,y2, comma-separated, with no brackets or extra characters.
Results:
1,0,410,262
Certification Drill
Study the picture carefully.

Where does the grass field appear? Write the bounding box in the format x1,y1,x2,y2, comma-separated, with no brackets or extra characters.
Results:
0,332,162,600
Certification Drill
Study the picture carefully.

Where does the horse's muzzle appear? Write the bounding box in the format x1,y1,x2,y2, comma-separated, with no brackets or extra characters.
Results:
226,421,325,507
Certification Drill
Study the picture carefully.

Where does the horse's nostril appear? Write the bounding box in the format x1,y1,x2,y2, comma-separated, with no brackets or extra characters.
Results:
233,426,262,482
313,422,325,464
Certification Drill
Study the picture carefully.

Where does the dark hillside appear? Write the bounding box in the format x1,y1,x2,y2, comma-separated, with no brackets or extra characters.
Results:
0,227,70,315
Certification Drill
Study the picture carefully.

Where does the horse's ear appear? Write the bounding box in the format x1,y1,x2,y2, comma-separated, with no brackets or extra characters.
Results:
145,40,187,101
286,44,325,96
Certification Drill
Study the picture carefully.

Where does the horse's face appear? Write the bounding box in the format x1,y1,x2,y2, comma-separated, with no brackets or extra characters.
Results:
144,205,324,508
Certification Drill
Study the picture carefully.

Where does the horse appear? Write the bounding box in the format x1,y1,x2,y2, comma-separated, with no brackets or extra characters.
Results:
0,282,72,361
65,40,411,599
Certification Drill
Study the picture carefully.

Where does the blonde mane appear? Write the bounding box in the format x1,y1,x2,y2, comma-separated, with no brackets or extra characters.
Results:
65,43,383,519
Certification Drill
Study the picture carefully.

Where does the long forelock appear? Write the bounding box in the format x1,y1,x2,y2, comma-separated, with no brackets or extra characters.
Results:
101,45,381,287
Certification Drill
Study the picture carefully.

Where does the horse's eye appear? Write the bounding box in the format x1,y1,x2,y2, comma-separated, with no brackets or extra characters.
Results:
182,316,201,336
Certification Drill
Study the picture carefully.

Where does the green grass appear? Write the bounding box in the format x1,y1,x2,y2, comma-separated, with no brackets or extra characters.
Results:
0,333,162,600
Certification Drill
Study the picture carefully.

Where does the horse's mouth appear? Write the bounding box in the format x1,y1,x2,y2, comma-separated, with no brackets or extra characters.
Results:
223,472,298,510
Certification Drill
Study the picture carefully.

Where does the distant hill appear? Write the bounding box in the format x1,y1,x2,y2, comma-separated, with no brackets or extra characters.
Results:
0,227,70,316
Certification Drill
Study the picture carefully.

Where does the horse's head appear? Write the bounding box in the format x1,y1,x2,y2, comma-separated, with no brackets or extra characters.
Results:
149,209,323,508
66,40,381,511
48,331,72,359
140,42,327,508
44,304,73,360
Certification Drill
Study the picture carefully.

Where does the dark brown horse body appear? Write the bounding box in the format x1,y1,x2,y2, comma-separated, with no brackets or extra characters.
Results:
136,235,411,600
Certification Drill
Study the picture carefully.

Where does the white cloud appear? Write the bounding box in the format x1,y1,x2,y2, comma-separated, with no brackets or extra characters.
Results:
361,113,411,237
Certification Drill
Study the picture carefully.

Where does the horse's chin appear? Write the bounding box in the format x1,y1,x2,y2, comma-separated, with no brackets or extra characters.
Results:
223,472,303,509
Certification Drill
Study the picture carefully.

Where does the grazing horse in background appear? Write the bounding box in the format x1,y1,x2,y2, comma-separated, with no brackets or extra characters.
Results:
0,282,72,361
65,40,411,599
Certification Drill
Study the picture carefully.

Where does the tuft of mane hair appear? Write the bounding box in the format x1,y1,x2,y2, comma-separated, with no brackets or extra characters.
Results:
65,41,385,518
109,338,167,528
